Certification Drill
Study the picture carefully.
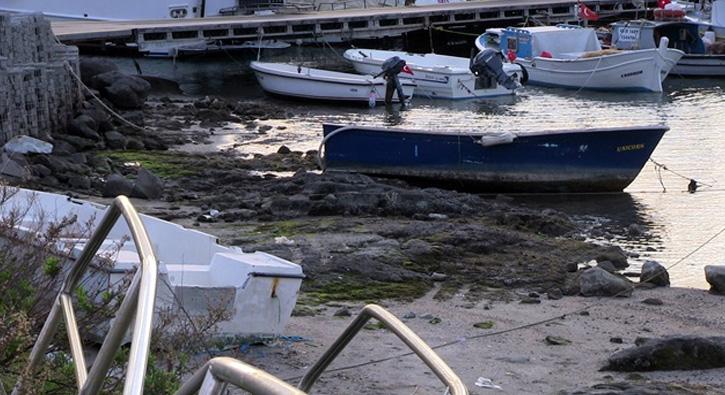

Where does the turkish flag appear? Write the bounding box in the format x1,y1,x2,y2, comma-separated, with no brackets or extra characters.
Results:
657,0,671,8
402,65,414,75
578,2,599,21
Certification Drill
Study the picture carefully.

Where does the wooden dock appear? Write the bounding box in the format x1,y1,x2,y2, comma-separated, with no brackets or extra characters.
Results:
51,0,656,54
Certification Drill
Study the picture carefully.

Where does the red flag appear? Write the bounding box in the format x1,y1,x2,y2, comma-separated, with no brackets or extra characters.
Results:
578,2,599,21
402,64,414,75
657,0,671,8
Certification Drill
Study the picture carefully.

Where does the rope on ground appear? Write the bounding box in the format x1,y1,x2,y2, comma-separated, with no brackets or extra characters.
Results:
281,225,725,383
649,158,715,193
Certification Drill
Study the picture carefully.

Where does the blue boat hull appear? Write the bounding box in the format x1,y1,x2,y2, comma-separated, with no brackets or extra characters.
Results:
321,124,668,193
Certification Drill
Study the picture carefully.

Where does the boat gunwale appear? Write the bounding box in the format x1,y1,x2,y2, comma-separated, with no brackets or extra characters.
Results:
251,61,416,87
323,124,669,139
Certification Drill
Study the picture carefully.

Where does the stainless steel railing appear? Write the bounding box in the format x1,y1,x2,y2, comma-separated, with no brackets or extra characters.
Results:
298,304,468,395
13,196,158,395
176,357,307,395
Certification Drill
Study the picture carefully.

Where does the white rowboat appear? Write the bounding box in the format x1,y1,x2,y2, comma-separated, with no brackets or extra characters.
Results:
343,49,521,99
250,61,416,103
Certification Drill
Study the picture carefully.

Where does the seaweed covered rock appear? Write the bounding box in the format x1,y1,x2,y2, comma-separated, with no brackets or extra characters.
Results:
604,336,725,371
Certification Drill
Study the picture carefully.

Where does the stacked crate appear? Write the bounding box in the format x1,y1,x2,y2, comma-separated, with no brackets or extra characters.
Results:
0,13,82,145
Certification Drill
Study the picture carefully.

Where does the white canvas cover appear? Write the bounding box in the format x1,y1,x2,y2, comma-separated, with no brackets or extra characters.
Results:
529,26,602,57
713,0,725,27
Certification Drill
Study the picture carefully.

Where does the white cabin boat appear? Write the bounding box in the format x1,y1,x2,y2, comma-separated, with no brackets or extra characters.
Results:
611,20,725,76
0,0,238,20
686,0,725,38
476,25,684,92
0,187,304,338
250,61,416,103
343,49,523,99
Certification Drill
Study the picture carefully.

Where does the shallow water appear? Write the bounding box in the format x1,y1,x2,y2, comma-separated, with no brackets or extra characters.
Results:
110,48,725,288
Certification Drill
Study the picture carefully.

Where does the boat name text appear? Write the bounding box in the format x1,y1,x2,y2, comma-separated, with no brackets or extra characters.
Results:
617,143,645,152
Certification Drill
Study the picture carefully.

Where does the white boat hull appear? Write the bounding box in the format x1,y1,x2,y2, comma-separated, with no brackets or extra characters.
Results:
672,54,725,76
343,49,517,99
1,188,304,338
516,48,683,92
251,62,415,103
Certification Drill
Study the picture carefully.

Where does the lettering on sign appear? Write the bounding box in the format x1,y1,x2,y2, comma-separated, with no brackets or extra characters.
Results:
618,27,640,42
617,144,645,152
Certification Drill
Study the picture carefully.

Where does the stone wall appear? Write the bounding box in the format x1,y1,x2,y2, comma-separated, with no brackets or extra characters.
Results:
0,13,82,145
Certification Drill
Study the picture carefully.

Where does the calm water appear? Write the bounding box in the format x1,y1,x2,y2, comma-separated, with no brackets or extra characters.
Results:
110,47,725,288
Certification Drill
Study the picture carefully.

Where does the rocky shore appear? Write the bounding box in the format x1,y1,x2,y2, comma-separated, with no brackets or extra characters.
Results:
3,58,725,394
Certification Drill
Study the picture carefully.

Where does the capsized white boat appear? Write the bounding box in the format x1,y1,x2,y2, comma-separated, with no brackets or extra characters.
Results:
476,25,685,92
343,49,524,99
250,61,416,103
611,20,725,76
0,187,304,338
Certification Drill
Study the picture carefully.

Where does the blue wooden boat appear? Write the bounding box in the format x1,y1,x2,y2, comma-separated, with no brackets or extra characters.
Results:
320,124,668,193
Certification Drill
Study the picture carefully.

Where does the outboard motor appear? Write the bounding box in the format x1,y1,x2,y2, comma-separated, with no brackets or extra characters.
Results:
376,56,411,105
470,48,520,90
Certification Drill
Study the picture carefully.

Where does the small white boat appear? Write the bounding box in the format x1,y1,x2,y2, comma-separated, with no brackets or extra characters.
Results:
250,61,416,104
0,187,304,338
611,20,725,76
343,49,523,99
476,25,685,92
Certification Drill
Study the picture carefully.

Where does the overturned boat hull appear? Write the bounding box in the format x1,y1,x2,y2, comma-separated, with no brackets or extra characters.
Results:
321,124,668,193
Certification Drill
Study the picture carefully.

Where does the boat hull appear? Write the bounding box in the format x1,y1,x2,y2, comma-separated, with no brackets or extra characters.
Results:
251,62,415,103
322,124,668,193
518,49,682,92
343,49,516,99
672,54,725,76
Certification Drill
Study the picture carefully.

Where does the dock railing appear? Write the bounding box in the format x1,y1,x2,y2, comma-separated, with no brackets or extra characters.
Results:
12,196,158,395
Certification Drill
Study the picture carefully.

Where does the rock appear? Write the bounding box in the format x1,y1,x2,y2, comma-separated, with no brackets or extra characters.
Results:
565,262,579,273
0,153,30,179
626,223,646,237
473,321,495,329
560,382,715,395
430,272,448,282
131,168,164,199
277,145,291,154
547,288,563,300
610,337,624,344
545,336,571,345
333,307,352,317
3,135,53,154
29,164,52,178
125,137,145,150
57,135,95,151
597,260,618,273
705,265,725,294
68,175,92,190
520,297,541,304
402,239,433,256
639,260,670,287
596,246,629,269
604,336,725,371
104,131,127,149
80,106,113,132
91,71,151,109
69,115,101,141
428,317,442,324
641,298,663,306
579,267,633,297
52,140,77,155
402,312,416,319
102,174,134,197
80,58,120,85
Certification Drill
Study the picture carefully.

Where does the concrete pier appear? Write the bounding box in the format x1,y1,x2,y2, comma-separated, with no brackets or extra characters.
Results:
51,0,657,55
0,13,81,145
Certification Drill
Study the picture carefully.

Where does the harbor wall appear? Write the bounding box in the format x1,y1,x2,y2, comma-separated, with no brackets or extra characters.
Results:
0,13,82,145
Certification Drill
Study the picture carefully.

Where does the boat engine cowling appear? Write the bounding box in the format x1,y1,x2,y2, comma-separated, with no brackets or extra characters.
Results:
470,49,520,90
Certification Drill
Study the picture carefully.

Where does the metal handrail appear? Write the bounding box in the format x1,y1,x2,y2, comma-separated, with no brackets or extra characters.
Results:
298,304,468,395
175,357,307,395
13,196,158,395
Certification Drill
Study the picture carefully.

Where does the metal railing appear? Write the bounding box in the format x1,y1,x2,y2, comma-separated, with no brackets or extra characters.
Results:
13,196,158,395
298,304,468,395
176,357,306,395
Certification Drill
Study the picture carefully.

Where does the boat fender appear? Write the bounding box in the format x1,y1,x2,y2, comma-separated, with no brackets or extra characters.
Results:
514,63,529,84
476,131,517,147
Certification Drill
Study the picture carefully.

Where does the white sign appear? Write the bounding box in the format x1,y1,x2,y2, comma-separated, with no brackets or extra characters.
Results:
618,27,641,42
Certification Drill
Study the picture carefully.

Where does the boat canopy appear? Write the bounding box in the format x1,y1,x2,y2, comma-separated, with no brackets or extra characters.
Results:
500,25,601,59
612,21,706,54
